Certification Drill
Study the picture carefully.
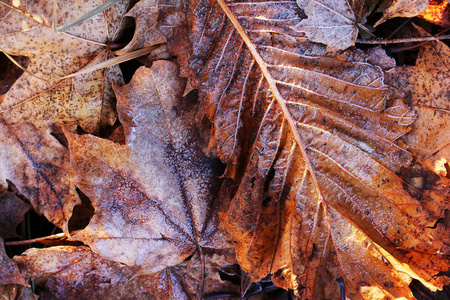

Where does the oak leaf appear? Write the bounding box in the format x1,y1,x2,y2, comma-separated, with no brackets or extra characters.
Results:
65,61,229,275
188,0,450,298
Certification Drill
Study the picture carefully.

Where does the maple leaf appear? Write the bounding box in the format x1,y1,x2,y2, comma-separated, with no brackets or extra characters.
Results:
0,192,31,239
65,61,229,276
13,246,239,299
188,0,450,298
386,25,450,175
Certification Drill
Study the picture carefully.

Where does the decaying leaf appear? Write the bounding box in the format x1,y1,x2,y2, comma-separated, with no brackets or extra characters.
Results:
0,192,31,239
65,61,229,275
0,238,27,288
375,0,430,27
0,0,128,133
0,122,79,234
294,0,374,52
387,25,450,174
13,246,239,300
189,0,450,298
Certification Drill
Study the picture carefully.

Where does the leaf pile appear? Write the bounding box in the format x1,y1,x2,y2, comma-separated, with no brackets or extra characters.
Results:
1,0,450,299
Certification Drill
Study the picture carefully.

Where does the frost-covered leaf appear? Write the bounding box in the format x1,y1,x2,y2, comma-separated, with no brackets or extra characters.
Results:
188,0,450,298
375,0,430,26
66,61,228,275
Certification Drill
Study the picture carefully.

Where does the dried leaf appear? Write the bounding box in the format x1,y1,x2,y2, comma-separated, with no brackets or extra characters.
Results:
387,25,450,174
13,246,239,300
418,0,450,27
0,238,27,287
295,0,373,51
375,0,430,27
0,192,31,239
114,0,166,55
66,61,229,275
0,122,79,234
0,0,128,133
189,0,450,298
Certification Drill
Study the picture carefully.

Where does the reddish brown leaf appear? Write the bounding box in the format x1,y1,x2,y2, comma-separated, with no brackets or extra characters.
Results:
0,192,31,239
0,238,27,287
188,0,450,298
65,61,229,275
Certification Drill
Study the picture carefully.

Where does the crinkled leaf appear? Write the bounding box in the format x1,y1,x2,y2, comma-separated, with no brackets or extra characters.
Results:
0,122,79,234
66,61,229,275
418,0,450,27
188,0,450,298
0,192,31,239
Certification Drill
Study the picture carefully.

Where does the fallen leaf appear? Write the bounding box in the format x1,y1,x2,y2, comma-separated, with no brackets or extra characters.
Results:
0,238,27,288
386,25,450,174
0,0,128,133
418,0,450,27
0,192,31,239
13,246,239,299
294,0,374,52
0,122,79,234
114,0,166,55
66,61,229,275
188,0,450,298
375,0,430,27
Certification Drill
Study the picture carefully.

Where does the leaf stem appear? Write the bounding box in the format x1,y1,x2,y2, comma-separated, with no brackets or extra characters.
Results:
356,34,450,44
4,232,68,246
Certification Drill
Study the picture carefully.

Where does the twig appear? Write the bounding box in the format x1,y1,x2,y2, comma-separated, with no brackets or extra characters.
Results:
356,34,450,44
387,27,450,53
4,232,67,246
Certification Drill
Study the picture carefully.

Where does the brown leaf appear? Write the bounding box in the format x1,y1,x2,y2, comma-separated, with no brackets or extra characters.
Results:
0,238,27,287
0,122,80,234
188,0,450,298
65,61,229,275
13,245,239,299
0,0,127,133
0,192,31,239
114,0,166,55
387,25,450,175
375,0,430,27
